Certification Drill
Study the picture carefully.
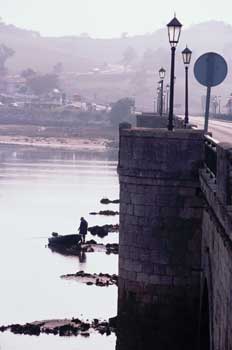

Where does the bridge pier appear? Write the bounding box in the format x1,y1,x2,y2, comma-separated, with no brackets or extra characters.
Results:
117,125,205,349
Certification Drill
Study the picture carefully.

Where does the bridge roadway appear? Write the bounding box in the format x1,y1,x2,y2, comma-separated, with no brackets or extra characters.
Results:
187,115,232,143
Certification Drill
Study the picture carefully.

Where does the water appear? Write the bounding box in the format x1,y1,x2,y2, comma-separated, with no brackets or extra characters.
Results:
0,146,119,349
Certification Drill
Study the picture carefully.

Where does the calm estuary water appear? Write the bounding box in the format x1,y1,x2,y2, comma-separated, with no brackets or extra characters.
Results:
0,146,118,349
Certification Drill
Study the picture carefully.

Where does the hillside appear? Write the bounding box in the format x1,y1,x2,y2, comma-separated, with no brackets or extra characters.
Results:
1,20,232,112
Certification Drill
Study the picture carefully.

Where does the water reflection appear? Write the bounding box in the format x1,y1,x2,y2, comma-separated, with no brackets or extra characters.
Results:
0,144,118,163
0,146,118,349
78,249,87,263
0,332,116,350
49,245,87,264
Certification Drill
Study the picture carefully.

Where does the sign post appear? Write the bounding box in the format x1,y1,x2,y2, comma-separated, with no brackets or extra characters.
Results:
194,52,227,133
204,86,211,133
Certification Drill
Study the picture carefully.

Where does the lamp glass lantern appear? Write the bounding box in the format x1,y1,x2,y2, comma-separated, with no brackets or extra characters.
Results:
159,67,166,80
182,46,192,65
167,16,182,47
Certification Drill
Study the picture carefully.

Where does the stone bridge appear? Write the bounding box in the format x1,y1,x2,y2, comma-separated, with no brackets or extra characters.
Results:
200,138,232,350
117,118,232,350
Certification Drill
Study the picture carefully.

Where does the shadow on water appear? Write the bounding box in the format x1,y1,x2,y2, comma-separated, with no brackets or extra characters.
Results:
49,245,87,263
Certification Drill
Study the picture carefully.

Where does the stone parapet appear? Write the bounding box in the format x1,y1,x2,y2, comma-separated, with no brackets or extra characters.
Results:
200,168,232,243
118,128,204,179
136,112,185,129
216,142,232,205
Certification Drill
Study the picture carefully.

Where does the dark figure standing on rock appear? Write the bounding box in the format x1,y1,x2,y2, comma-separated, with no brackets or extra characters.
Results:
78,217,88,244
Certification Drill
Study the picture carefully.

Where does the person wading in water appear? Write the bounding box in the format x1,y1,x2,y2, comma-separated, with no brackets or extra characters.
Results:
78,217,88,244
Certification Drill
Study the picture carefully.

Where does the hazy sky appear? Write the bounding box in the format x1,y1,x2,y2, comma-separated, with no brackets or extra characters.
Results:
1,0,231,38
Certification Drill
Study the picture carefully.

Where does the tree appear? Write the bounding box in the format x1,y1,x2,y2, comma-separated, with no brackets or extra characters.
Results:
26,74,59,95
109,98,135,127
53,62,63,75
21,68,37,79
140,48,169,72
122,46,137,68
0,44,15,74
141,48,156,71
130,70,149,95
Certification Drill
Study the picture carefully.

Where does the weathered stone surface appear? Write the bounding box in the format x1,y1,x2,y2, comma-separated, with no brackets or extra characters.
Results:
200,158,232,350
118,127,204,349
136,113,185,129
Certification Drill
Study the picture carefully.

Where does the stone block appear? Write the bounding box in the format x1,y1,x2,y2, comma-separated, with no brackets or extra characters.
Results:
120,268,128,280
149,275,162,285
173,277,191,287
124,258,142,273
127,270,137,281
140,251,151,262
137,272,150,283
141,262,154,274
129,246,140,260
150,249,169,264
153,264,167,275
159,276,173,285
134,204,152,217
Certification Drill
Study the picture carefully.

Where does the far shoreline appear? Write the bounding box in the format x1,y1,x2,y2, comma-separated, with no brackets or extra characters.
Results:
0,136,110,152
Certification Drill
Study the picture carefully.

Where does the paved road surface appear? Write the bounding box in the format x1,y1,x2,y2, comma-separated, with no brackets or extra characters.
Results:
187,116,232,143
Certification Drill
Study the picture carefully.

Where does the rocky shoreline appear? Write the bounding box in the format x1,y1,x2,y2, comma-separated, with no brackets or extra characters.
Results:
61,271,118,286
0,316,117,337
6,196,120,340
89,210,119,216
88,224,119,237
100,198,120,204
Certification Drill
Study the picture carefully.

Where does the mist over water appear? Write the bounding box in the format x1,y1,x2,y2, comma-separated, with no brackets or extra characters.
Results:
0,146,119,349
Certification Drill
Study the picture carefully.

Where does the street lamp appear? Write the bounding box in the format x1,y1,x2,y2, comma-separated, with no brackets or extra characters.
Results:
218,96,221,114
182,46,192,125
159,67,166,116
153,95,156,113
212,96,219,116
166,84,170,114
163,91,166,115
159,67,166,80
167,15,182,130
157,86,161,114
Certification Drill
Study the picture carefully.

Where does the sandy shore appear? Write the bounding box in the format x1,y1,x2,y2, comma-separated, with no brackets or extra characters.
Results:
0,135,108,151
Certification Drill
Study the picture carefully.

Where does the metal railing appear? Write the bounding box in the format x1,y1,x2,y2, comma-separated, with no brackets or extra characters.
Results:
204,135,218,177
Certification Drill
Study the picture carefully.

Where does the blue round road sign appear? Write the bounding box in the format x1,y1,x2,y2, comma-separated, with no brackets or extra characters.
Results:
194,52,227,87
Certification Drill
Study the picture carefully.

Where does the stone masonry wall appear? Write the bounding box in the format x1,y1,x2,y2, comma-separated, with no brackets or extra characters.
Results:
136,112,185,129
200,143,232,350
118,126,205,349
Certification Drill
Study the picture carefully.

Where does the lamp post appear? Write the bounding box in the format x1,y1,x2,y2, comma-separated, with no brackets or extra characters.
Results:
157,86,161,114
182,46,192,125
153,96,156,113
159,67,166,116
212,96,218,116
167,16,182,130
166,84,170,114
218,96,221,114
163,91,166,115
